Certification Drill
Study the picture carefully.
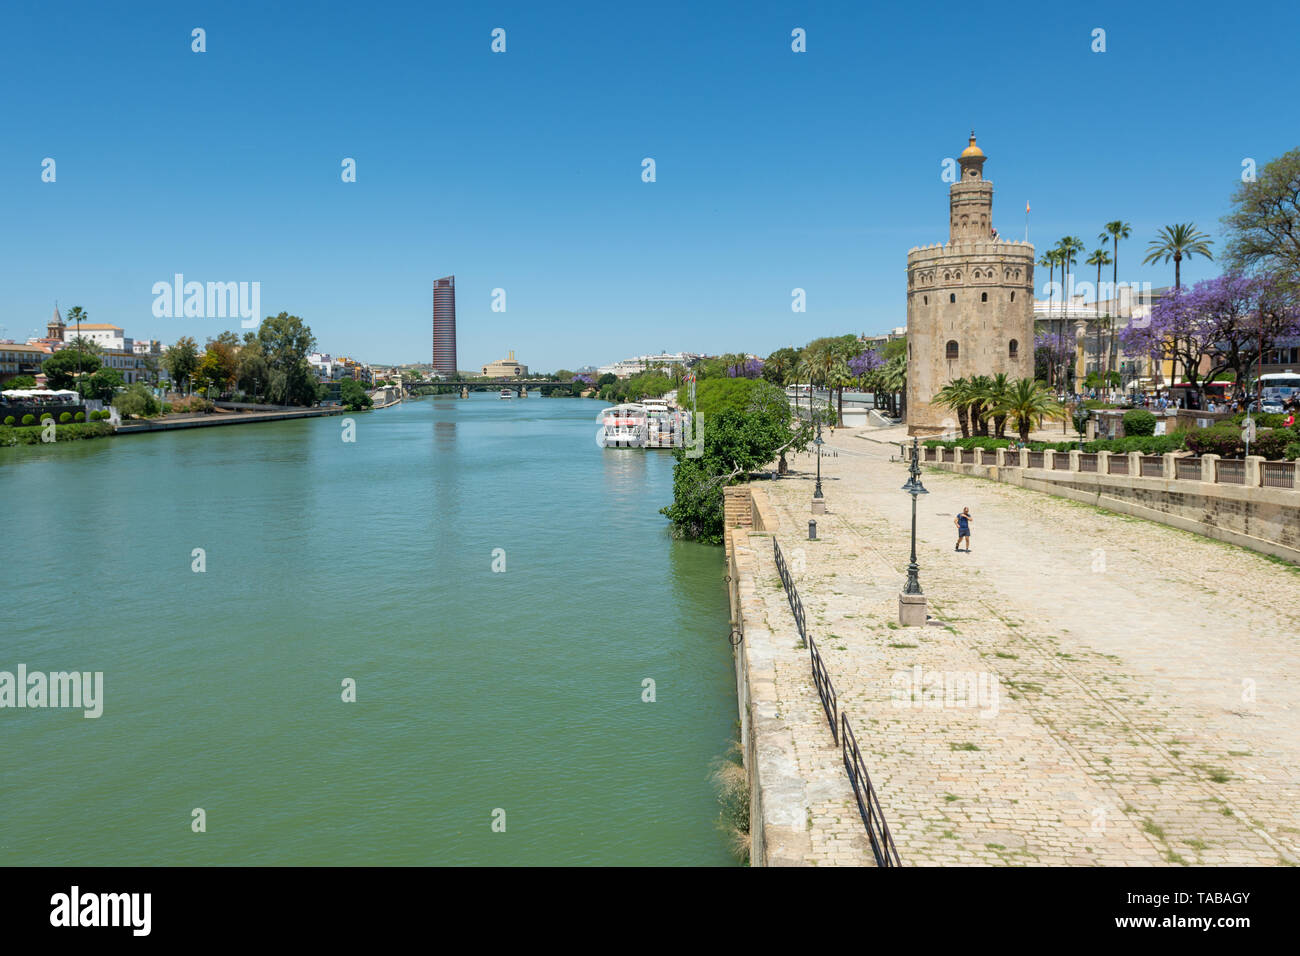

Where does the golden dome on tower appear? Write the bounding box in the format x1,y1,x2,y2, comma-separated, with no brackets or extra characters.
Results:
959,131,984,159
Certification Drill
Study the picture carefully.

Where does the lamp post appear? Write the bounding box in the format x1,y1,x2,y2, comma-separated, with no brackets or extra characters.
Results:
813,419,824,499
901,437,928,597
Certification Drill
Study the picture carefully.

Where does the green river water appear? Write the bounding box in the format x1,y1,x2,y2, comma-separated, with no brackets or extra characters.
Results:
0,395,738,865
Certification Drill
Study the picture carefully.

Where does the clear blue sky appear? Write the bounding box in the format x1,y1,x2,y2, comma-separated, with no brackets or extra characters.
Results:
3,1,1297,370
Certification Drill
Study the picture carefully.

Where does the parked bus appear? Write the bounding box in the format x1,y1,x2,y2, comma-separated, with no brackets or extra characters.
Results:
1164,381,1232,409
1258,372,1300,413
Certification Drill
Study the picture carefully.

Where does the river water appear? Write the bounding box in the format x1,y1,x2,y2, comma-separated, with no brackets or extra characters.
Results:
0,395,738,865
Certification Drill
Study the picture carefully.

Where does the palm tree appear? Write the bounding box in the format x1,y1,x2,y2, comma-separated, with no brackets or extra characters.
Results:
986,373,1013,438
933,377,973,438
1085,247,1112,383
810,345,849,425
1056,236,1085,391
1142,223,1214,290
997,378,1064,442
65,305,89,384
968,375,994,436
1099,220,1131,375
791,354,815,422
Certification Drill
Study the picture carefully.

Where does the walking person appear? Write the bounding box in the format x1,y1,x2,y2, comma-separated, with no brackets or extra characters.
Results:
954,507,973,553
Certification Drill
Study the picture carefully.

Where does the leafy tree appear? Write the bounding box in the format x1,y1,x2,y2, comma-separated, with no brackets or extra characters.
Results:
43,349,101,390
114,383,161,419
5,374,37,389
1223,148,1300,284
662,385,811,544
763,347,799,386
163,336,200,394
340,378,373,410
256,313,318,406
194,339,239,396
82,367,124,403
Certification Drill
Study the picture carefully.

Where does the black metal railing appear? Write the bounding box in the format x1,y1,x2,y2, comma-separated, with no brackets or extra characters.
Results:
773,537,806,644
1217,458,1246,484
841,712,902,867
1262,461,1296,489
771,538,899,863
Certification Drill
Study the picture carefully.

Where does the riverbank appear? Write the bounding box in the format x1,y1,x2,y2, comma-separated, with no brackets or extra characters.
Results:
114,404,350,433
723,427,1300,866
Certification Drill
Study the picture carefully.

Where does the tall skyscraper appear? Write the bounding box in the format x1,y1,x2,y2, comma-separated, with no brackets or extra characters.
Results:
431,275,457,377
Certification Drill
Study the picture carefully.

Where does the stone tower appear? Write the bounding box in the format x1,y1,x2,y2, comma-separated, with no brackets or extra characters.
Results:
905,133,1035,435
47,304,66,340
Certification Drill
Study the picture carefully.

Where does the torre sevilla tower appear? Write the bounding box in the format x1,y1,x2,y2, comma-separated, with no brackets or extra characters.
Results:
432,276,457,378
905,133,1035,435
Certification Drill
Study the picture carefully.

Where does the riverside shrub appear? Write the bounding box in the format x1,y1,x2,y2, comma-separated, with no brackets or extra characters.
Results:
0,422,114,446
74,411,85,422
1122,409,1157,436
1182,426,1292,460
2,416,14,426
59,412,72,423
21,414,35,426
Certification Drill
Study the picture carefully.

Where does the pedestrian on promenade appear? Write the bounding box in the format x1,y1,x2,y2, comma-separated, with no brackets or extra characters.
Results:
954,507,973,553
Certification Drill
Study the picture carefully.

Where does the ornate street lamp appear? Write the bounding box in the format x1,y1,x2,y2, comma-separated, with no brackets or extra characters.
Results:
901,436,928,597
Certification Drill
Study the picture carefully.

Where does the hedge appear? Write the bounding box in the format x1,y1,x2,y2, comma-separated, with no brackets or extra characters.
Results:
2,416,14,426
74,411,85,422
21,414,35,426
1122,409,1157,436
59,412,72,424
1184,426,1296,460
0,422,114,446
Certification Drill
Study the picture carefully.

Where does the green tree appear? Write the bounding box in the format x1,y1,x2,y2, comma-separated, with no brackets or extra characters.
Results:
5,374,37,389
763,347,799,387
934,377,974,437
996,378,1064,442
1086,246,1112,378
114,383,161,419
340,378,373,410
256,313,319,406
43,349,101,390
1099,220,1132,373
163,336,200,394
1223,148,1300,285
83,367,124,403
1142,222,1214,290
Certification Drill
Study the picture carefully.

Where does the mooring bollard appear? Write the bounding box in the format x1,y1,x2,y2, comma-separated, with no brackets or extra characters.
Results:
808,520,817,540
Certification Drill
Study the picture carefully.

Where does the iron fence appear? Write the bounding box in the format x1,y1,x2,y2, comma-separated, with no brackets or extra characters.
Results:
1027,451,1044,468
1140,455,1164,478
1108,455,1129,475
1216,458,1246,484
1262,461,1296,489
806,633,839,744
841,712,902,867
773,537,806,642
1053,453,1071,470
1078,453,1097,472
1176,456,1202,481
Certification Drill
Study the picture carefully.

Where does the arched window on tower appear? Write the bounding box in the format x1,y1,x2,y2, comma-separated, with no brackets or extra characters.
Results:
923,295,929,305
1009,339,1019,359
949,293,956,304
1010,291,1016,302
981,292,988,302
946,340,959,360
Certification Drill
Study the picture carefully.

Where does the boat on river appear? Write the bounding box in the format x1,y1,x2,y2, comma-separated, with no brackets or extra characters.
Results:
596,400,691,449
499,388,513,400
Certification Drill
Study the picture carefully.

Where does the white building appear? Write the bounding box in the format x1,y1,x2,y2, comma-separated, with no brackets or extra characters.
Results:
63,323,130,352
596,352,700,379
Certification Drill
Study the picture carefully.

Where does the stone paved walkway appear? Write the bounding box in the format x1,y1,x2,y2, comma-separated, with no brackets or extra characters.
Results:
752,429,1300,866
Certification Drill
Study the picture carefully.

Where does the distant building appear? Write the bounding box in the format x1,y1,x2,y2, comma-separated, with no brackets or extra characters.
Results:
596,352,700,379
432,276,457,378
482,350,528,377
62,323,129,352
0,342,53,383
859,327,907,350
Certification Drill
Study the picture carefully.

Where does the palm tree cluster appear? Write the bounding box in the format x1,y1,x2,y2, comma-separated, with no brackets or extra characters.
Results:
934,375,1063,442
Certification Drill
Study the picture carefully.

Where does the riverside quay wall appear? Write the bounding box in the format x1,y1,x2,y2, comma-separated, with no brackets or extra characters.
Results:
920,446,1300,564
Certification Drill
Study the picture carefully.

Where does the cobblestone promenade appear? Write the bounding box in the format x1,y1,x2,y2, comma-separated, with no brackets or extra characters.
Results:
745,428,1300,866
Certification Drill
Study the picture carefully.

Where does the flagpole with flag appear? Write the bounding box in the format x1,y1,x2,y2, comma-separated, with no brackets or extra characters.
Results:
1025,201,1030,243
